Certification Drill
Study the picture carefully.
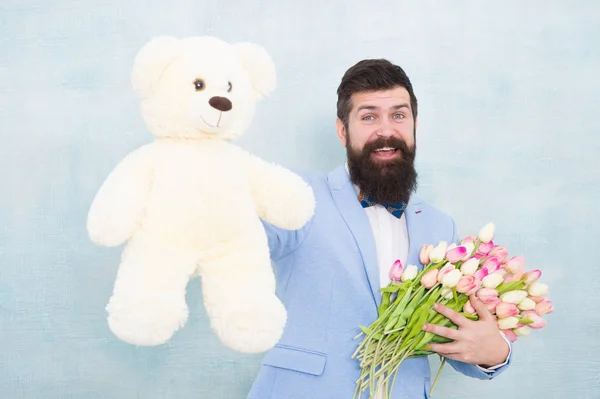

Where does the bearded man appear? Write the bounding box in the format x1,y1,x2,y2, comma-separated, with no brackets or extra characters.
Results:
247,59,512,399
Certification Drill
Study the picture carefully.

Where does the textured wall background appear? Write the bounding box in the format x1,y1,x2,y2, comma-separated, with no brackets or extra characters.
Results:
1,1,598,398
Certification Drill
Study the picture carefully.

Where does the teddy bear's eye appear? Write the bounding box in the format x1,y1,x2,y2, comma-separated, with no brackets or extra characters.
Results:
227,81,232,92
194,79,205,91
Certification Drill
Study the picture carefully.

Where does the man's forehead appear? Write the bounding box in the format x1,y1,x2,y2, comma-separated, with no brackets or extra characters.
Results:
351,87,411,110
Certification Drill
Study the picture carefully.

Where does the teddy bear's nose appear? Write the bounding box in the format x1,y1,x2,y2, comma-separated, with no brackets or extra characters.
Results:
209,96,232,112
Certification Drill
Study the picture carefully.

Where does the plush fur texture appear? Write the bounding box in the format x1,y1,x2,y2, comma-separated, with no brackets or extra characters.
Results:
87,36,315,353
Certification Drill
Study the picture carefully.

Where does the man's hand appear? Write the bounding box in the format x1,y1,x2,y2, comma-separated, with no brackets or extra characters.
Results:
422,295,510,368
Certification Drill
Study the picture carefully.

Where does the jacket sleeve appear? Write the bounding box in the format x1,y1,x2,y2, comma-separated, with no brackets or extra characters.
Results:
261,217,314,261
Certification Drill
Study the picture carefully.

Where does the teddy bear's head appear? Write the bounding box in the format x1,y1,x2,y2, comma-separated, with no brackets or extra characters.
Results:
131,36,276,141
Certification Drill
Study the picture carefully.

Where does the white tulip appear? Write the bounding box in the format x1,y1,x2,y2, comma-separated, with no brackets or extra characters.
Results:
462,242,475,260
401,265,419,282
478,222,495,243
500,290,528,304
460,258,479,276
514,325,531,336
497,316,519,330
482,271,504,289
528,282,549,297
517,297,537,311
442,269,462,288
441,287,454,300
429,241,448,263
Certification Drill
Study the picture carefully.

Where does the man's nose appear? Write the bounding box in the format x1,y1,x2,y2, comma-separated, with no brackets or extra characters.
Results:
375,119,396,137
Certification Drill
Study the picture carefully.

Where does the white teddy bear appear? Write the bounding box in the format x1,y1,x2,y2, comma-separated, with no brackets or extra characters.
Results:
87,36,315,353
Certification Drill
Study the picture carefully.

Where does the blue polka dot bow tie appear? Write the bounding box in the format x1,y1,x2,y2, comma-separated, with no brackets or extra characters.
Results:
358,192,408,219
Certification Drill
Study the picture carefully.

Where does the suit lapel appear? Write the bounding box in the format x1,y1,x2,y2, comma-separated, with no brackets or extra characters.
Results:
404,199,427,271
328,166,380,308
327,166,431,307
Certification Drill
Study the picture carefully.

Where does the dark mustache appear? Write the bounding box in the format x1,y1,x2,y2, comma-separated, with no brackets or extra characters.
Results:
363,137,413,158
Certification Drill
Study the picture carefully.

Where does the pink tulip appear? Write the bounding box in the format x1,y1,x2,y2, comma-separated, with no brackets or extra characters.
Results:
524,270,542,285
463,300,476,315
419,244,433,265
503,271,524,284
489,246,509,263
535,299,554,315
446,246,468,263
505,256,526,273
477,241,494,255
437,264,456,283
485,298,502,313
389,259,403,282
502,329,518,343
474,268,489,281
461,236,475,244
456,276,482,295
477,288,499,304
495,302,519,319
420,269,439,289
521,310,547,329
529,296,545,303
482,257,501,273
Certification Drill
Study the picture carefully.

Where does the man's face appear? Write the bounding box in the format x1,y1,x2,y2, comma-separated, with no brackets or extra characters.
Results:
336,86,416,159
336,86,418,203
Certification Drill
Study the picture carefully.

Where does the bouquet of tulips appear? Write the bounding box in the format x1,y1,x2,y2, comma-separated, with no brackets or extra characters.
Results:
352,223,554,399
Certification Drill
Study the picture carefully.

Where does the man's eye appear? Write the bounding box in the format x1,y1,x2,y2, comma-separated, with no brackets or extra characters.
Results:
362,115,374,121
393,113,405,119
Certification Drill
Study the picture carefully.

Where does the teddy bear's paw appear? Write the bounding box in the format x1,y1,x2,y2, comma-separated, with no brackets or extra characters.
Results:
87,214,133,247
210,296,287,353
266,182,315,230
106,292,189,346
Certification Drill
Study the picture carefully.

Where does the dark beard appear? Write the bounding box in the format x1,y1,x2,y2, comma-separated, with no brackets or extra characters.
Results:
347,135,418,204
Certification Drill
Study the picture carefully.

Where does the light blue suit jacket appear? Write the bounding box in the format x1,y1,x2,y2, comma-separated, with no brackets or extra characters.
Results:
247,165,511,399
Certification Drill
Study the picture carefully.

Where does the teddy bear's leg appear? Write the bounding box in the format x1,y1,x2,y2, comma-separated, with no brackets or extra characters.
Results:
198,237,287,354
106,232,197,346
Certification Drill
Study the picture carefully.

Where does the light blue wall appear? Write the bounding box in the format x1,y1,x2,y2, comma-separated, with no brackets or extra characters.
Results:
1,1,598,398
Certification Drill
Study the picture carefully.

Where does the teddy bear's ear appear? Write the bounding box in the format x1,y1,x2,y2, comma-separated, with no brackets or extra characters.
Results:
131,36,183,99
234,42,277,100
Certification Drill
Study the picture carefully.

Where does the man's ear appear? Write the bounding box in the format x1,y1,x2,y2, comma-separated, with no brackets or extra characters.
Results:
335,118,347,147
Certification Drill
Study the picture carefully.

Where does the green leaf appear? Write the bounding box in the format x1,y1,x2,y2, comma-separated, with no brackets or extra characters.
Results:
359,326,372,335
380,285,401,293
430,335,453,344
377,292,391,317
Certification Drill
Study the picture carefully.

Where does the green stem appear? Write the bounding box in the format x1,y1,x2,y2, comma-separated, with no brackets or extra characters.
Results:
429,357,446,397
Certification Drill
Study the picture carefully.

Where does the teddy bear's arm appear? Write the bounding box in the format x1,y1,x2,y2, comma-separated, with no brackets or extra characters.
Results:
87,144,155,247
244,153,315,231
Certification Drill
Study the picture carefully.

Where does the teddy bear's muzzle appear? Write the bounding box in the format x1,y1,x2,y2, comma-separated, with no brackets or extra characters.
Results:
209,96,233,112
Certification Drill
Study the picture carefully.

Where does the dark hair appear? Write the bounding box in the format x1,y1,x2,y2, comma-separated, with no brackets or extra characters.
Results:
336,59,418,128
